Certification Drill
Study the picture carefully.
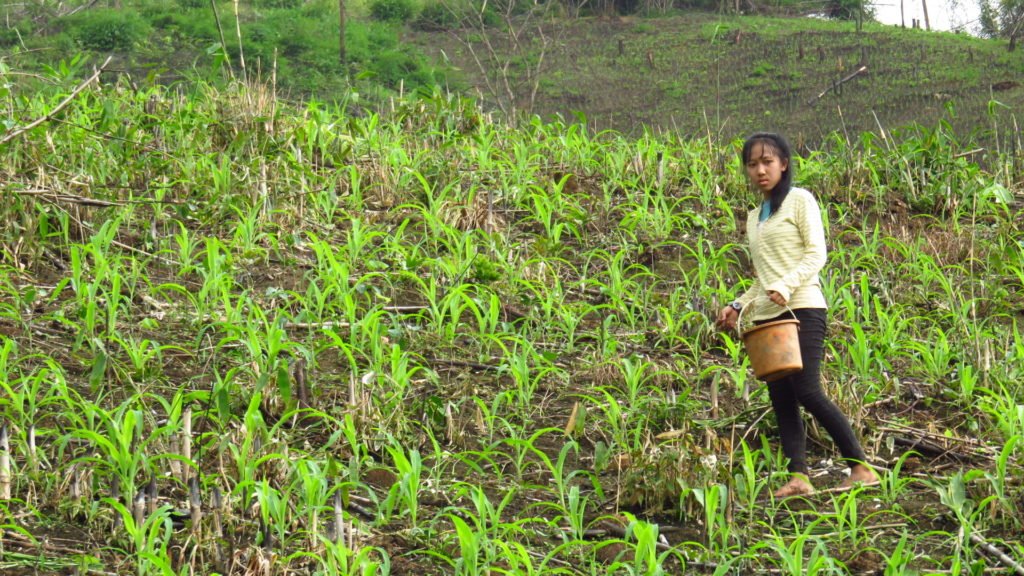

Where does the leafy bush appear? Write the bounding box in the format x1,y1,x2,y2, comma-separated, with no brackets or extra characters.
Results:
177,0,207,7
171,11,220,43
0,20,33,48
370,0,417,22
139,1,191,30
345,20,402,58
0,29,17,48
255,0,303,7
372,50,436,88
300,0,337,17
138,0,185,17
413,2,459,30
823,0,874,20
63,10,151,51
148,12,188,30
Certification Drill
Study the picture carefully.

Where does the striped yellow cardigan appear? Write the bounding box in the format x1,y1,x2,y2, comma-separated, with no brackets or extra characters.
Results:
735,187,828,322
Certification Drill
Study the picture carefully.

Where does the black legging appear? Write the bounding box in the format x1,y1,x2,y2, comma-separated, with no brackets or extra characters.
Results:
758,308,867,474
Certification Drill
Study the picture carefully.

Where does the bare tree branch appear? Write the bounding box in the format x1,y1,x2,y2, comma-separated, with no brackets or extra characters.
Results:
439,0,561,116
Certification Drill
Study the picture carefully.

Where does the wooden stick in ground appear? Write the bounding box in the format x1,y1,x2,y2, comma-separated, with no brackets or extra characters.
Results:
333,489,345,549
811,65,867,101
0,56,113,146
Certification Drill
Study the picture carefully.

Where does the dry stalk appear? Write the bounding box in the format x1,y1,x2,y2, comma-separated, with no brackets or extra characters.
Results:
182,406,192,484
212,485,224,539
242,545,273,576
232,0,248,86
333,489,344,549
349,373,358,418
0,423,10,500
215,540,229,574
146,476,158,517
209,0,234,79
292,357,310,412
69,466,82,502
189,476,203,537
168,435,182,481
110,476,122,531
26,426,36,473
258,158,269,216
132,489,146,533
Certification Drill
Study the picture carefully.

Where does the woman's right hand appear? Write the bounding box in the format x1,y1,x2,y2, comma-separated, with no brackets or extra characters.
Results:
716,306,739,330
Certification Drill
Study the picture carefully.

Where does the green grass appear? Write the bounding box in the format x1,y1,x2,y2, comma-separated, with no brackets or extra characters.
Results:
0,63,1021,574
1,0,443,105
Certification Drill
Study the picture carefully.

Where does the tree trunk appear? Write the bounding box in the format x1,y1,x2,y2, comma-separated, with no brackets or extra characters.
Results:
921,0,930,30
1007,10,1024,52
339,0,347,65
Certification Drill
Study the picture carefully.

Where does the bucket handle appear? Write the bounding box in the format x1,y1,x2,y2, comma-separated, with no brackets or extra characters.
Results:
735,296,799,337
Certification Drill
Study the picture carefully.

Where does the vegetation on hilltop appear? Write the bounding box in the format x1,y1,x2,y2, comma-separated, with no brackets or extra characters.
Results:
1,0,442,104
0,66,1022,574
3,1,1023,141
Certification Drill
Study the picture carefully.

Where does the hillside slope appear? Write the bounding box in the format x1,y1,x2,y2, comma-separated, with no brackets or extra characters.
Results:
409,13,1024,143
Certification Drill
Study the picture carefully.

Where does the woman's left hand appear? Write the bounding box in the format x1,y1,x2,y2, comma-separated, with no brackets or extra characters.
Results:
766,290,787,307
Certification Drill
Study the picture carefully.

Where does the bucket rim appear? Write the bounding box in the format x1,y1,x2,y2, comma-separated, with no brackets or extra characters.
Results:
741,318,800,338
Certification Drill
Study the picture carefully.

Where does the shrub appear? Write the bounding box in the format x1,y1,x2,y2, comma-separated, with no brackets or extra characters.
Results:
413,2,459,30
301,0,337,17
0,29,18,47
148,13,187,30
0,20,33,48
823,0,874,20
64,10,150,51
255,0,303,7
172,11,220,43
140,1,190,29
138,0,183,17
373,50,436,88
370,0,417,22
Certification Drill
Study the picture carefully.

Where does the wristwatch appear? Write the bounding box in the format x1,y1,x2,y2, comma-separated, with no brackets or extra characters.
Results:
729,300,743,312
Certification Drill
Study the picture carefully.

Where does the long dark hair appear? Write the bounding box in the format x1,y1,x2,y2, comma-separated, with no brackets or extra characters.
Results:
741,132,793,217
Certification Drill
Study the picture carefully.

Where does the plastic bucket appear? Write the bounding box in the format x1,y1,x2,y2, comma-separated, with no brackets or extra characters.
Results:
741,319,803,382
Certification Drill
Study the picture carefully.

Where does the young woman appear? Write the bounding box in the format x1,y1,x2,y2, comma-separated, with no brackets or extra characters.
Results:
716,132,877,497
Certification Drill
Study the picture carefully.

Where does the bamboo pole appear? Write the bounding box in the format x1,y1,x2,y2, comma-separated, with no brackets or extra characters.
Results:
232,0,248,84
339,0,347,65
209,0,234,79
